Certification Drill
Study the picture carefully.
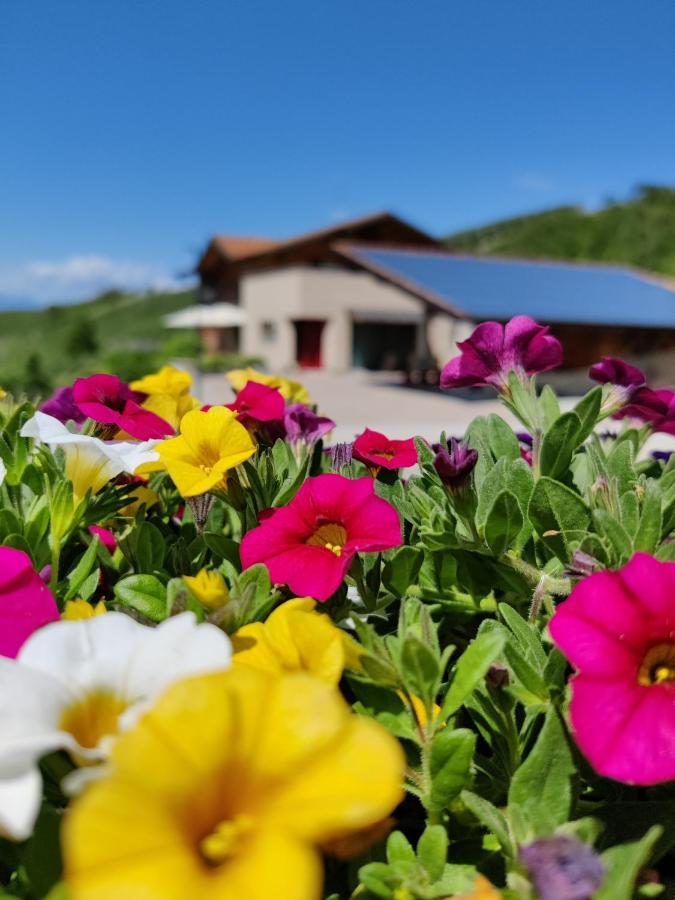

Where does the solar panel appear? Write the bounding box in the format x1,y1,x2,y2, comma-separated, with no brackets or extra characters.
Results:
342,247,675,328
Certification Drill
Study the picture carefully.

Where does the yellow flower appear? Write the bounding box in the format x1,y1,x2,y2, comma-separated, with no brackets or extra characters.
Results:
141,391,202,431
119,482,159,516
63,668,405,900
226,368,311,405
62,600,107,621
131,366,193,398
0,387,6,399
232,597,358,685
156,406,255,497
183,569,230,611
131,366,201,430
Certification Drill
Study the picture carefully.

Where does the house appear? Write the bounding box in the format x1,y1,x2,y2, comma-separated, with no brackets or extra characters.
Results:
168,212,675,374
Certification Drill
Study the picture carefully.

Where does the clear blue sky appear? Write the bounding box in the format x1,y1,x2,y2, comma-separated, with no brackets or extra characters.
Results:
2,0,675,303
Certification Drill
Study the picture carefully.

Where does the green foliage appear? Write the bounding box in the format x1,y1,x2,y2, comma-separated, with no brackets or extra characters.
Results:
446,184,675,276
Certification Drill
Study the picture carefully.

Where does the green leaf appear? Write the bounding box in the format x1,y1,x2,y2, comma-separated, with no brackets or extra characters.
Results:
441,629,506,719
508,707,576,841
417,825,448,882
634,481,663,554
429,728,476,811
401,634,441,712
606,440,637,495
540,411,582,479
572,386,603,445
539,384,561,429
499,603,547,672
386,830,416,867
64,538,100,601
484,490,523,557
202,532,242,569
382,546,423,597
113,574,166,622
475,458,508,529
24,806,63,898
595,826,662,900
486,414,520,461
528,477,590,561
593,509,633,565
133,521,166,572
461,789,515,859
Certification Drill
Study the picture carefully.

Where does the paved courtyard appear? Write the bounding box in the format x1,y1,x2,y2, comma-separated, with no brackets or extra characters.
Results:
196,367,675,455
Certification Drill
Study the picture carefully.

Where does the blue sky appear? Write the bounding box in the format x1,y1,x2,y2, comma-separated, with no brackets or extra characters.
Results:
2,0,675,304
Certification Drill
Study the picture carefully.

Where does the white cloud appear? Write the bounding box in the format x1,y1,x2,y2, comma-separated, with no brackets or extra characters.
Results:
0,255,187,307
513,173,555,193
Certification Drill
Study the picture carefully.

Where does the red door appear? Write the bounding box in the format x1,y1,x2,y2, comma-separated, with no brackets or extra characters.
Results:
294,320,325,368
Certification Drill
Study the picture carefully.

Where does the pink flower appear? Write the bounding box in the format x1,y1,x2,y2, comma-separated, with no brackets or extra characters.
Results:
88,525,117,555
352,428,418,471
226,381,285,425
240,473,402,600
649,388,675,436
440,316,563,392
0,548,59,658
549,553,675,785
73,374,173,440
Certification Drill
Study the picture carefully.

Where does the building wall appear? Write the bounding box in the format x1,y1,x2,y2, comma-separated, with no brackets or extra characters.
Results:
239,266,441,370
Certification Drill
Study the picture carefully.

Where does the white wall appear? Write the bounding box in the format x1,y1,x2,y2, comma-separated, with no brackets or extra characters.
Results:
239,265,464,371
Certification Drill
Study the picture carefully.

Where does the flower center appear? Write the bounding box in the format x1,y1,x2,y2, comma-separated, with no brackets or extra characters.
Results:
638,642,675,686
59,688,128,759
199,814,254,865
374,448,396,460
306,522,347,556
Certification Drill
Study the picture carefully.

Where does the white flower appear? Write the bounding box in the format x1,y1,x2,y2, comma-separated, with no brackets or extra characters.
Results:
0,458,5,487
0,612,231,840
20,412,160,474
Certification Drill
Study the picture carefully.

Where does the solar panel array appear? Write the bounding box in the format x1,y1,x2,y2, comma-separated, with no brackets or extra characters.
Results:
343,247,675,328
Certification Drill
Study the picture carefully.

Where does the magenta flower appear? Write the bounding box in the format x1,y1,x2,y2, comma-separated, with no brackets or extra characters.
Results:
614,386,670,427
73,374,174,440
225,381,285,426
240,473,402,600
589,356,646,390
549,553,675,785
40,385,86,425
284,403,335,445
0,548,59,658
431,438,478,490
88,525,117,555
352,428,418,471
440,316,563,392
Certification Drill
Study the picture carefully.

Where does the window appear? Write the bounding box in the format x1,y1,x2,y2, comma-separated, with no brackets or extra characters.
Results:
261,321,277,342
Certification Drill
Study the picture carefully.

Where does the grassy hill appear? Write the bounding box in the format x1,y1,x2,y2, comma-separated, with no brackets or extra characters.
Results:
0,288,197,396
446,185,675,275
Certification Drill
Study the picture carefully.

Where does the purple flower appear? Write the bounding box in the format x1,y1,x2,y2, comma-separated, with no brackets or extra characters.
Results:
516,431,533,447
284,404,335,445
40,385,86,425
440,316,563,393
652,449,673,463
520,836,604,900
589,356,646,389
431,438,478,491
328,442,353,471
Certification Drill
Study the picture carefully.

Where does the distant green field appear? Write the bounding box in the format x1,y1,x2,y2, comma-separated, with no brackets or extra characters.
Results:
446,185,675,275
0,289,196,395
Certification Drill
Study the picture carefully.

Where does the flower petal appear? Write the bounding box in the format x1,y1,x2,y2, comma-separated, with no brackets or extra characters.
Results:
0,768,44,841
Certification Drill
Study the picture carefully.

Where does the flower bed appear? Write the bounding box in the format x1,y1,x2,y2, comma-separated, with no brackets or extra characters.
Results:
0,317,674,900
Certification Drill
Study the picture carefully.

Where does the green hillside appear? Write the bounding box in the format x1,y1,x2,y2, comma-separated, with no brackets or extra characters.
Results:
0,288,197,396
446,185,675,275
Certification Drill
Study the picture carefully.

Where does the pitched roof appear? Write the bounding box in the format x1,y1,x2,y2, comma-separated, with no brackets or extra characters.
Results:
211,236,280,259
197,212,437,275
333,244,675,329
